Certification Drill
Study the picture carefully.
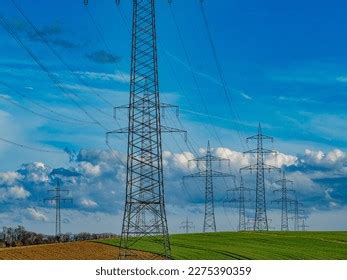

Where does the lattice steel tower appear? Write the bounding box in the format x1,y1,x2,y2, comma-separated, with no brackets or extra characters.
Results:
86,0,184,259
180,217,194,234
224,176,251,231
184,141,233,232
241,124,280,231
44,178,72,238
272,172,294,231
290,198,304,231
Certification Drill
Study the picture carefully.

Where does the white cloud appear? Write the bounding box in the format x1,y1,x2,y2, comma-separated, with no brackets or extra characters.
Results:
336,76,347,82
27,207,48,222
8,185,30,199
326,149,345,162
266,152,297,167
0,171,22,185
303,148,345,166
78,162,102,177
80,198,98,208
75,71,130,83
240,92,252,100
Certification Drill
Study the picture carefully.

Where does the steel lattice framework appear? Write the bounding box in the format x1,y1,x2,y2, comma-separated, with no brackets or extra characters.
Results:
184,141,233,233
271,172,295,231
180,217,194,234
224,176,251,231
44,178,72,238
240,124,280,231
86,0,184,259
289,198,304,231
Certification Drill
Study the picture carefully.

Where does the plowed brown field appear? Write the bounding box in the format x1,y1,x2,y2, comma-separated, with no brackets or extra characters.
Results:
0,241,160,260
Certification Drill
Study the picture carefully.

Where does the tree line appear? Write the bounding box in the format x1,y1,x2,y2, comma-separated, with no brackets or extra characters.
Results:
0,226,118,247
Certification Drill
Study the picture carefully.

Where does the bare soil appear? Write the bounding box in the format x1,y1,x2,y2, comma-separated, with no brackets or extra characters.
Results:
0,241,160,260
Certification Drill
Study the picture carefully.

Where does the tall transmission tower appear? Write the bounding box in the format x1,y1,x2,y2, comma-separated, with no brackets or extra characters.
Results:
184,141,234,233
240,123,280,231
180,217,194,234
271,171,294,231
44,178,72,239
86,0,184,259
224,176,252,231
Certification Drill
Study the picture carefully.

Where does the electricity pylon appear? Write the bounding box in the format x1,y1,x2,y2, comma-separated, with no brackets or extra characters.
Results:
86,0,184,260
289,198,304,231
271,171,295,231
180,217,194,234
184,141,234,233
44,178,72,239
300,217,309,231
240,123,280,231
224,176,252,231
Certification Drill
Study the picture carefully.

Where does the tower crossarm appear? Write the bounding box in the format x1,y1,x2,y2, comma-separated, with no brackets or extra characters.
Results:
243,148,277,155
240,164,280,172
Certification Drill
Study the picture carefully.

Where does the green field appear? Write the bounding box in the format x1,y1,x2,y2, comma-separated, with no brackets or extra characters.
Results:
100,231,347,260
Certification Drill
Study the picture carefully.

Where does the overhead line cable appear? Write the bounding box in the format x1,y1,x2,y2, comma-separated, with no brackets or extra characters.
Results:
0,136,65,154
11,0,113,118
198,2,247,150
0,15,109,131
0,80,93,124
168,6,227,150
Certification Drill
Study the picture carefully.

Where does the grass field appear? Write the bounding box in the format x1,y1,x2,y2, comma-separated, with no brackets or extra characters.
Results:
100,231,347,260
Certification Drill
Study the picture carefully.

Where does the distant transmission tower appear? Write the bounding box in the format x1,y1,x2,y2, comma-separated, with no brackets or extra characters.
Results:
184,141,233,232
241,123,280,231
224,176,251,231
289,198,304,231
300,217,309,231
271,171,294,231
180,217,194,234
44,178,72,238
86,0,185,259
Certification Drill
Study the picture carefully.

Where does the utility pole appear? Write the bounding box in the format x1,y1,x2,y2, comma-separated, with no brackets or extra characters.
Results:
85,0,184,260
180,217,194,234
240,123,280,231
271,171,294,231
44,178,72,239
184,141,234,233
224,176,252,231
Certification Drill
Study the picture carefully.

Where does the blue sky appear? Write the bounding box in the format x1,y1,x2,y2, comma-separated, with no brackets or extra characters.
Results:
0,0,346,234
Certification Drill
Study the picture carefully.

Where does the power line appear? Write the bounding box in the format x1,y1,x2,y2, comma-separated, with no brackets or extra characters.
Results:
10,0,114,116
0,15,109,131
0,136,65,154
198,0,246,150
0,80,94,125
168,5,228,150
0,85,93,125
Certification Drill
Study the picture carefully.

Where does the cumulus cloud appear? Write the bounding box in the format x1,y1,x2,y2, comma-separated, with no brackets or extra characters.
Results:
299,148,346,169
8,185,30,199
80,198,98,208
85,50,121,64
0,171,22,185
0,146,346,230
27,207,48,222
75,71,130,83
